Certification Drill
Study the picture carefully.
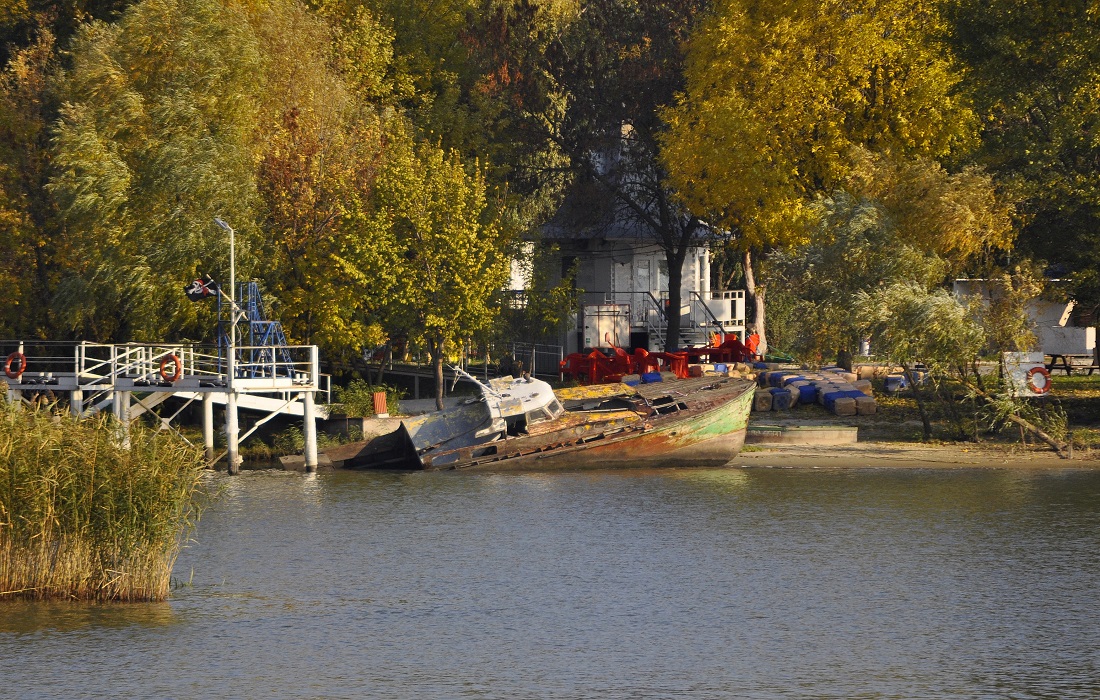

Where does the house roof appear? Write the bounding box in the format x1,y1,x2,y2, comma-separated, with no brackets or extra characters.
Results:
540,182,711,244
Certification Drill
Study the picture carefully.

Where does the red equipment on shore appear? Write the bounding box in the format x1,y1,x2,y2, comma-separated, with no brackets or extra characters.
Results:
559,345,690,384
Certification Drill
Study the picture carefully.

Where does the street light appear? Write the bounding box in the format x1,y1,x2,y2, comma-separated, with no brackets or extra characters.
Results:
213,217,237,378
214,217,240,473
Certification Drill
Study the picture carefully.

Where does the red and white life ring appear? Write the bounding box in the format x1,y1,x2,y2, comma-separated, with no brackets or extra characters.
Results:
159,354,182,383
1026,366,1051,394
4,351,26,379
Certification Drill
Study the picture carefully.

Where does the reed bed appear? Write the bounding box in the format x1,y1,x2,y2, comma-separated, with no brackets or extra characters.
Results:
0,397,206,602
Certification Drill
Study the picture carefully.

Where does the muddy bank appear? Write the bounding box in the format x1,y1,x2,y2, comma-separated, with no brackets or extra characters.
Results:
735,442,1098,469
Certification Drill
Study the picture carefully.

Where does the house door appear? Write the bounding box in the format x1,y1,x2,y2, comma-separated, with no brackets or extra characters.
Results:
611,261,631,306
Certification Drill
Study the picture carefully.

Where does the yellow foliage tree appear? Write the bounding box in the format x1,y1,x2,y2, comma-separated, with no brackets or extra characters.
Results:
372,136,511,408
661,0,979,351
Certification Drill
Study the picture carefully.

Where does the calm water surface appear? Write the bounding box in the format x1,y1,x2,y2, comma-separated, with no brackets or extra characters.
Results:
3,466,1100,699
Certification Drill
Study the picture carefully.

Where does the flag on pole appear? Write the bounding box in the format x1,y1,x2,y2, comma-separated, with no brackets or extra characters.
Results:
184,275,219,301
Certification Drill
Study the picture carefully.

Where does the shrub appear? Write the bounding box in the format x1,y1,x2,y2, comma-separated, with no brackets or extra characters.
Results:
0,400,206,602
335,379,404,417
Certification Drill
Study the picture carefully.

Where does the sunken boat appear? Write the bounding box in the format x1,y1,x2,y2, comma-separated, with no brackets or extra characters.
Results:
322,369,755,472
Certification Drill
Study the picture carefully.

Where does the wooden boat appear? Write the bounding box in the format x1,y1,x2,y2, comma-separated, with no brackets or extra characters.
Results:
322,370,755,472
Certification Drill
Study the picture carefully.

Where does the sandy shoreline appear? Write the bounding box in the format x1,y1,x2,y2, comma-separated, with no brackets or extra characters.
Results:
734,441,1100,469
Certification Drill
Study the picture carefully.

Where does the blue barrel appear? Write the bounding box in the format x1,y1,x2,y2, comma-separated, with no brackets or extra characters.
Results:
714,363,727,373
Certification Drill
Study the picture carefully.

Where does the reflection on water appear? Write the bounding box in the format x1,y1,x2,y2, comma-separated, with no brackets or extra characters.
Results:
3,466,1100,699
0,600,176,635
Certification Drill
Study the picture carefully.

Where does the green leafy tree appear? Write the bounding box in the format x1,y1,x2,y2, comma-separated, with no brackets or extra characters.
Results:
947,0,1100,309
49,0,264,340
856,281,985,439
768,149,1013,360
373,137,512,408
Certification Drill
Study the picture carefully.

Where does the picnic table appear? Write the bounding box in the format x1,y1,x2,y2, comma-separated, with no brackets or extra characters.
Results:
1045,353,1100,376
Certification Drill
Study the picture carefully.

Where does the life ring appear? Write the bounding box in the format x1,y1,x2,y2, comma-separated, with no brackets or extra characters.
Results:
4,351,26,379
1026,366,1051,394
159,354,182,383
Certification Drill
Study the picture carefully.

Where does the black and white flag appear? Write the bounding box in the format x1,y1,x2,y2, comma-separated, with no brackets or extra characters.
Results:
184,275,219,301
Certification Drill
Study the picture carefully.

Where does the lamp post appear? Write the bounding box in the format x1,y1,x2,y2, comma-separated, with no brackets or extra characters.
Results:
214,217,240,474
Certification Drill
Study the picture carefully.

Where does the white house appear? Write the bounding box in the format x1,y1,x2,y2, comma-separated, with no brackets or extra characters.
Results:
523,214,745,354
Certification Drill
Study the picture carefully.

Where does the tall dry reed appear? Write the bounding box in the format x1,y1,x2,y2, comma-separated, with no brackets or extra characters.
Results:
0,397,206,601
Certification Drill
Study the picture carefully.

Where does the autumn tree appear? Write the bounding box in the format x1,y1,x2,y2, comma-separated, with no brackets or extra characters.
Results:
250,0,399,361
0,29,62,338
768,149,1013,360
661,0,980,352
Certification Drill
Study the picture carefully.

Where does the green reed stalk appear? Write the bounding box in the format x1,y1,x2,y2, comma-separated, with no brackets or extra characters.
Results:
0,398,206,602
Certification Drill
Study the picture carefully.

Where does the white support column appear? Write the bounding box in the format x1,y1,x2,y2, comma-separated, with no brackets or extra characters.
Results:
303,390,317,472
203,392,215,465
226,389,240,474
73,342,83,418
113,390,131,449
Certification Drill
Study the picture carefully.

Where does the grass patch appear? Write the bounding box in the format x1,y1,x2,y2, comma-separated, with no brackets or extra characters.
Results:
0,400,206,602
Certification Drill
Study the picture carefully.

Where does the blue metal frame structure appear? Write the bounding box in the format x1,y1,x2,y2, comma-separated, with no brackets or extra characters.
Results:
217,282,295,378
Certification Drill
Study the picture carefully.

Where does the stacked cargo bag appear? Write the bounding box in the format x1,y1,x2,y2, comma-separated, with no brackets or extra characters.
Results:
820,387,847,411
854,395,877,415
753,389,774,412
795,382,817,404
816,384,839,406
769,387,795,410
781,374,806,387
768,372,791,388
831,396,858,416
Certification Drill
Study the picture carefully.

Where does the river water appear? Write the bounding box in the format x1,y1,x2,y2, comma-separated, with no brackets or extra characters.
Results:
3,466,1100,699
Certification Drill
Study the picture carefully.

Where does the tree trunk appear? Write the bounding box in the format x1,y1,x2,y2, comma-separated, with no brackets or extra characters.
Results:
429,337,446,410
961,378,1069,457
664,247,688,351
902,363,933,440
743,249,767,355
375,343,390,385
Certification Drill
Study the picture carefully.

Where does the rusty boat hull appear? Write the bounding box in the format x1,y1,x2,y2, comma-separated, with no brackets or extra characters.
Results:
441,379,754,472
326,377,755,472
